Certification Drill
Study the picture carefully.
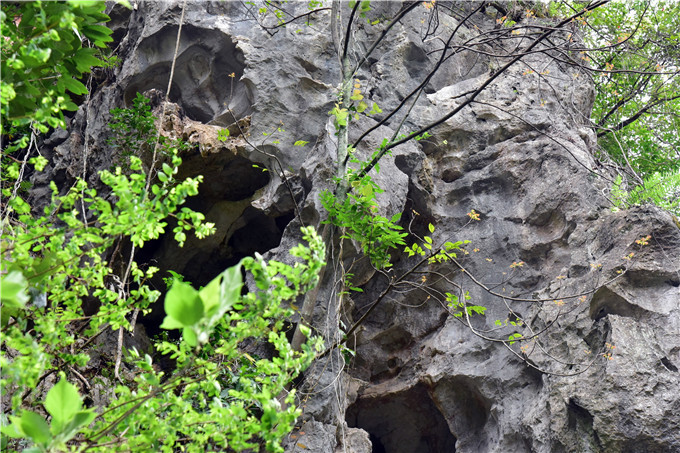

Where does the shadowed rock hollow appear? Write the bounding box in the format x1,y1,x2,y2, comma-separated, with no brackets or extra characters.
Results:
36,2,680,452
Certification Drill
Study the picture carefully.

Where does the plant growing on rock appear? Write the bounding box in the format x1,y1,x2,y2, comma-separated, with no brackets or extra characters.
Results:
0,3,325,446
279,0,631,372
4,1,679,451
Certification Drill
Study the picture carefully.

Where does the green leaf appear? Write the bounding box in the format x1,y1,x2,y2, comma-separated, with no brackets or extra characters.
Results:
428,223,435,233
218,262,243,310
17,411,51,446
64,410,97,434
162,280,204,327
67,0,104,6
293,140,309,146
508,333,523,345
61,77,88,95
1,270,30,309
1,83,16,103
1,420,23,439
44,377,82,432
218,128,230,141
198,275,221,315
159,315,184,330
200,262,242,317
183,326,198,346
73,48,102,73
80,24,113,47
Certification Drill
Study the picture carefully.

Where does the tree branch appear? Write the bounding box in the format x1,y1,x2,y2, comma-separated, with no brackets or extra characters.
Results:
358,0,611,178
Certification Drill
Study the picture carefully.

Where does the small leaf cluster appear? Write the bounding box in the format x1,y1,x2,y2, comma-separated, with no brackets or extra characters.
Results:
2,375,96,453
107,93,190,167
1,1,113,135
77,227,325,453
445,291,485,318
321,174,407,269
402,221,485,320
611,171,680,215
95,153,216,247
405,223,471,265
329,79,382,130
107,93,157,158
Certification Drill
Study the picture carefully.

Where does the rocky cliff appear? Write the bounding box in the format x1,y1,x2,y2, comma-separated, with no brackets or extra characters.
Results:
35,2,680,452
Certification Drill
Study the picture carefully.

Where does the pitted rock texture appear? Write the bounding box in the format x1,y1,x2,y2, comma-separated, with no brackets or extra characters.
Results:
36,2,680,452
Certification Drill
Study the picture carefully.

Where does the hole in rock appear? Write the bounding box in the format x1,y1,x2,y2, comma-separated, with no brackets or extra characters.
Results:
567,398,602,450
369,433,387,453
567,398,594,430
123,25,250,125
227,207,287,259
135,153,297,335
440,168,462,183
661,357,678,372
589,286,642,321
346,383,457,453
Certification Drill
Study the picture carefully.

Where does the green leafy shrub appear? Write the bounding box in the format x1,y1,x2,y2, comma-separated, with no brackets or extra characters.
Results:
612,170,680,215
320,175,407,269
1,92,324,452
1,1,113,136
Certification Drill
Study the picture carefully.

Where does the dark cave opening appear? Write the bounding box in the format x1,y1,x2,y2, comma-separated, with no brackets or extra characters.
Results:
369,432,387,453
345,383,457,453
137,204,293,338
133,150,297,336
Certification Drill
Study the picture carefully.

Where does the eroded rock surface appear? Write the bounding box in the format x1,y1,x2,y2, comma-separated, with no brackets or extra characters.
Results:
36,2,680,452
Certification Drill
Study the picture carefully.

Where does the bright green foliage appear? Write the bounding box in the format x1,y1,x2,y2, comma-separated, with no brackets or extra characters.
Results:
583,1,680,178
2,375,97,453
1,0,118,230
570,0,680,210
545,1,680,211
107,93,192,171
612,170,680,215
0,270,30,326
0,95,212,444
161,263,244,346
445,291,485,319
405,223,471,264
1,1,113,136
321,175,407,269
1,89,325,451
403,224,483,317
108,92,159,159
2,227,325,452
508,333,523,345
218,128,230,141
0,143,214,412
72,227,325,452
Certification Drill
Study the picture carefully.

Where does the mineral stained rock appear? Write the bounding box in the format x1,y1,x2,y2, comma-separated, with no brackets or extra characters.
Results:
37,2,679,452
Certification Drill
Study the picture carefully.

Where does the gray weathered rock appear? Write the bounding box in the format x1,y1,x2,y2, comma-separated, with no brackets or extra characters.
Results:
36,2,680,452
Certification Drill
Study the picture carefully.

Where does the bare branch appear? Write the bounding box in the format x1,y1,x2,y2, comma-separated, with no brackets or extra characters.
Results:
358,0,612,178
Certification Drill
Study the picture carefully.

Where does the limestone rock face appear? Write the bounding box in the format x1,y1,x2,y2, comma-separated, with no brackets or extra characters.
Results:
37,2,679,452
